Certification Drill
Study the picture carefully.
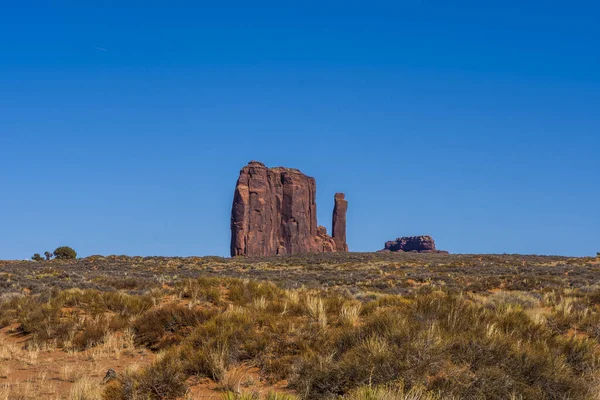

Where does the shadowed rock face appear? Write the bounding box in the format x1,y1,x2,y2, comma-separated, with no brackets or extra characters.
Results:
383,236,446,253
231,161,348,256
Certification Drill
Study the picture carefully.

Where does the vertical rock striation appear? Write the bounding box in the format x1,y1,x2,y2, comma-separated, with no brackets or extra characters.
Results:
230,161,348,256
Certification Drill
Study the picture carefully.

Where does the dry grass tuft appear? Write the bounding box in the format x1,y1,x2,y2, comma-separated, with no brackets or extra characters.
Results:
68,377,102,400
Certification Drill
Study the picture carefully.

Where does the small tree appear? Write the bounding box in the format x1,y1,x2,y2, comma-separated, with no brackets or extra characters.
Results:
53,246,77,260
44,251,53,261
31,253,43,262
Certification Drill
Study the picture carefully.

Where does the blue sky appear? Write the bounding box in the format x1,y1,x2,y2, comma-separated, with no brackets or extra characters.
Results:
1,1,599,258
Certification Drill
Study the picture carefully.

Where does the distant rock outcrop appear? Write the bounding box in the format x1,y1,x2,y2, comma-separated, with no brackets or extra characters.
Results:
230,161,348,256
382,236,447,253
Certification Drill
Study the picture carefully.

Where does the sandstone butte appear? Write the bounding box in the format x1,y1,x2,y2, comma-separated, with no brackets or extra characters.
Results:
381,235,449,254
230,161,348,257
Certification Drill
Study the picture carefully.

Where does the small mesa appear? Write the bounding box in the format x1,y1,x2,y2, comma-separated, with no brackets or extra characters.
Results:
380,235,449,254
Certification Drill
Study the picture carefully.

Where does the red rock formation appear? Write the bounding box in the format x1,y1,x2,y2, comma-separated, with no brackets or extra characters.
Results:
332,193,348,252
383,236,446,253
231,161,347,256
316,226,337,252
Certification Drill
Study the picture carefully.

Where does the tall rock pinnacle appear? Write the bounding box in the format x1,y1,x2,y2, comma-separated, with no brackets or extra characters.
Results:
230,161,348,256
332,193,348,252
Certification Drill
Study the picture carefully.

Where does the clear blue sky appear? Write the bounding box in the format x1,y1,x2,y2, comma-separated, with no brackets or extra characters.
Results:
1,1,599,259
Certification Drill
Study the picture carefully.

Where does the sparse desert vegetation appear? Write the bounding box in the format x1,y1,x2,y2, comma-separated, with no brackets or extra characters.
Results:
31,246,78,262
1,252,600,399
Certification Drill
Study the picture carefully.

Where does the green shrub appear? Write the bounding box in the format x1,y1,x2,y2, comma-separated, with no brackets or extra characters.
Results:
31,253,44,261
54,246,77,259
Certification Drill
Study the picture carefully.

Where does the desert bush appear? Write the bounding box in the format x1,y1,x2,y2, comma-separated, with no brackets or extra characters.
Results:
18,302,78,346
0,293,27,328
31,253,43,262
342,384,445,400
222,393,299,400
72,315,110,350
177,277,223,305
227,279,282,305
180,310,266,380
133,304,215,349
556,335,600,374
180,341,228,381
289,291,595,399
103,355,187,399
221,393,260,400
486,291,540,310
95,276,156,291
100,291,154,316
265,393,300,400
